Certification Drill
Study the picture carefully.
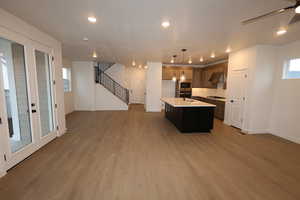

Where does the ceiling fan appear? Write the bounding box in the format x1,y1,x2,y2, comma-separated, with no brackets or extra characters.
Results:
242,0,300,25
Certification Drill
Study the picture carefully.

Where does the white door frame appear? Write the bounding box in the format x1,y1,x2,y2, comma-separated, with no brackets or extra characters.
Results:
32,42,58,148
0,30,39,170
0,26,58,172
227,68,248,129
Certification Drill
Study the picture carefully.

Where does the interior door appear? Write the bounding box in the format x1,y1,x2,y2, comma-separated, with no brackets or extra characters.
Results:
229,69,247,129
129,69,146,104
0,37,38,169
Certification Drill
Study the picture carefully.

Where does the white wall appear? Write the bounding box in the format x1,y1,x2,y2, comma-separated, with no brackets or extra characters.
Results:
226,42,300,143
225,45,276,134
248,46,276,133
146,62,162,112
73,61,95,111
269,41,300,143
125,67,146,104
72,61,128,111
62,57,74,114
106,63,125,85
0,8,65,177
95,84,128,110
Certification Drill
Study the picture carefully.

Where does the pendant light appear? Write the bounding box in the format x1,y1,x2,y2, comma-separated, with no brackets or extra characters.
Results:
132,60,136,66
226,47,231,53
171,55,177,64
181,49,187,63
180,71,186,81
188,56,192,64
92,50,98,58
179,49,187,81
211,52,215,58
172,75,177,82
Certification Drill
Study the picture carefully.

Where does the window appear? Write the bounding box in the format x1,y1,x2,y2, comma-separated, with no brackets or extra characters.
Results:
62,67,71,92
283,58,300,79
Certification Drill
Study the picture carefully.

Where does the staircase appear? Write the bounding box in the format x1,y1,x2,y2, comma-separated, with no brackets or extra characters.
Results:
95,62,129,104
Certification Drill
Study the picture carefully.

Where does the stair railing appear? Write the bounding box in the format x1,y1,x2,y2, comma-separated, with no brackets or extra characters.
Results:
95,67,129,104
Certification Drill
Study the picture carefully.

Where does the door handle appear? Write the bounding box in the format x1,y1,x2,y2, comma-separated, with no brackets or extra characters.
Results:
230,100,234,103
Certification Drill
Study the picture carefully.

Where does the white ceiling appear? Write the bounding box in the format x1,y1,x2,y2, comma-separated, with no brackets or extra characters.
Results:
1,0,300,66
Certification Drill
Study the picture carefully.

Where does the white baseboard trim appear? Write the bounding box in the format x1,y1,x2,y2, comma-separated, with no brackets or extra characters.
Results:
242,129,269,134
59,128,67,136
269,131,300,144
223,120,231,126
94,107,128,111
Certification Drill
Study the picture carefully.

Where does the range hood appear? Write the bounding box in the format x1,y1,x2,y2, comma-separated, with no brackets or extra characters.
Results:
208,72,224,84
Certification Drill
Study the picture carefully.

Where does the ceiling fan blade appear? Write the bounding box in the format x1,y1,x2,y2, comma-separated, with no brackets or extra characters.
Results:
289,14,300,24
242,6,294,25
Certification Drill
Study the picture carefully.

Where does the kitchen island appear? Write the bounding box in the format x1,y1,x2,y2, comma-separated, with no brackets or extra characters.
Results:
161,98,216,133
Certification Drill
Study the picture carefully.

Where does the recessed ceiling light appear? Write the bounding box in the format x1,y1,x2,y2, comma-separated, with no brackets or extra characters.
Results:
211,52,215,58
132,61,136,66
161,21,170,28
200,57,204,62
277,28,287,36
88,16,97,23
171,59,174,63
83,37,89,41
296,5,300,14
226,47,231,53
138,65,142,69
144,65,148,69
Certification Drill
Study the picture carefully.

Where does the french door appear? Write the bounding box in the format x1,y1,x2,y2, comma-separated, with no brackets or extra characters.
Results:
0,33,57,170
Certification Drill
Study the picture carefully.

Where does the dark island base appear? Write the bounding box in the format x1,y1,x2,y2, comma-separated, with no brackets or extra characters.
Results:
164,103,215,133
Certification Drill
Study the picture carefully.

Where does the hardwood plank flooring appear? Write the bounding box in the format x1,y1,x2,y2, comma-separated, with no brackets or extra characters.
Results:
0,104,300,200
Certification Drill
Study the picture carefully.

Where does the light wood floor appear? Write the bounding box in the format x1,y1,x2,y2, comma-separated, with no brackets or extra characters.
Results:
1,105,300,200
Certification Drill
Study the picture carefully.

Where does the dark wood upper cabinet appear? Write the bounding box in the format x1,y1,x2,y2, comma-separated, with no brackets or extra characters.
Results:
192,61,228,89
192,68,202,88
162,66,193,80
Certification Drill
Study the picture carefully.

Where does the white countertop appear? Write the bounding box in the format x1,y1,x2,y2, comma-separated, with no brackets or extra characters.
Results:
161,98,216,108
194,95,226,102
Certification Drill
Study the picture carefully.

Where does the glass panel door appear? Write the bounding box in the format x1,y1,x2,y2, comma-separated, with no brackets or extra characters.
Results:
34,50,55,137
0,37,32,153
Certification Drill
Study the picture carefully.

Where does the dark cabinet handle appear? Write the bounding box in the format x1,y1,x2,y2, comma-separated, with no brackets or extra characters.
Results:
32,109,37,113
31,103,36,107
230,100,234,103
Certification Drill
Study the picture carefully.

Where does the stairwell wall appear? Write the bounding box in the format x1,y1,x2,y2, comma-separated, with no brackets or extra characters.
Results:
72,61,128,111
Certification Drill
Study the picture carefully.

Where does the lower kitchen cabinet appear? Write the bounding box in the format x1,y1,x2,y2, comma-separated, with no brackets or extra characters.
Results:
192,96,225,120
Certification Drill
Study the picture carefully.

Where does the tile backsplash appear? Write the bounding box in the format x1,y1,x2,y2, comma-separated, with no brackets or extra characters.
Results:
192,83,226,98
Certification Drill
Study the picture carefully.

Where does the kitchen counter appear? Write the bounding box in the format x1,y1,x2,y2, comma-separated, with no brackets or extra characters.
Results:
161,98,215,133
192,95,226,102
161,98,216,108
